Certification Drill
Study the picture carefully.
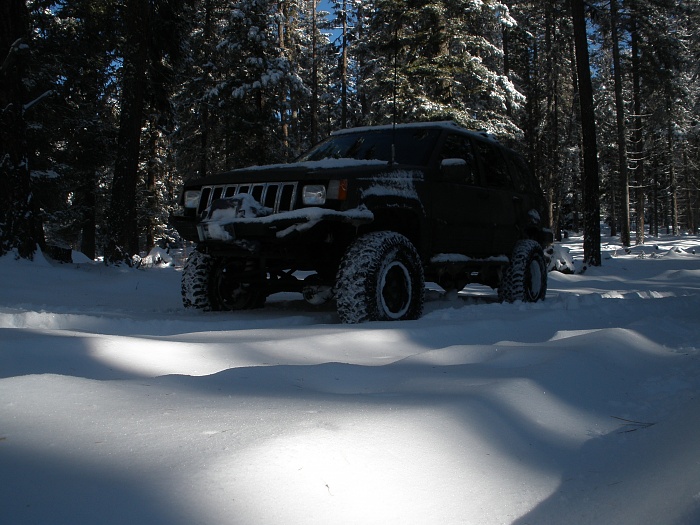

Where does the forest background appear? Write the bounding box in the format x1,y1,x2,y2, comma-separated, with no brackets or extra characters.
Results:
1,0,699,265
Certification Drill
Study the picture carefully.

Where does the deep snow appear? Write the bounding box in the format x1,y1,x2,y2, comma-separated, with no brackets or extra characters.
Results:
1,235,699,525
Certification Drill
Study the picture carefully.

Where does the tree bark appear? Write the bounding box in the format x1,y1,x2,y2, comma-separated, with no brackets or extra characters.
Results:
570,0,601,266
611,0,630,246
310,0,319,144
340,0,348,129
630,14,645,244
106,0,149,263
667,108,678,235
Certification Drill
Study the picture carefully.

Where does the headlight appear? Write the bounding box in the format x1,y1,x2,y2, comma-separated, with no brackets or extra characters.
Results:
302,185,326,205
184,190,201,209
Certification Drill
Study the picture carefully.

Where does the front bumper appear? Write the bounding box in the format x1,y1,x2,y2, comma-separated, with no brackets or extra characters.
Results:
173,206,374,244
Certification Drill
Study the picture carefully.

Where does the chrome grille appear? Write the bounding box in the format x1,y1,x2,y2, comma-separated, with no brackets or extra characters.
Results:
198,182,298,215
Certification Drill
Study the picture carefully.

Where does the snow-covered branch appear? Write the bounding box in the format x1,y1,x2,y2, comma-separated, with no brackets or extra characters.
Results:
0,38,29,76
23,90,54,113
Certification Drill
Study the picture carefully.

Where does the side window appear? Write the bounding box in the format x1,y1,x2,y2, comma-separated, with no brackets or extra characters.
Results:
474,141,513,188
507,154,532,193
439,134,477,185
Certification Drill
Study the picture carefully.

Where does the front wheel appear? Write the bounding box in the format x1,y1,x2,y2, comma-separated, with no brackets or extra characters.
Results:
182,250,266,311
336,232,424,323
498,239,548,303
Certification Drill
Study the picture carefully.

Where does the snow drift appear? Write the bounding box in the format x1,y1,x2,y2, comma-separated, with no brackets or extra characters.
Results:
1,235,699,525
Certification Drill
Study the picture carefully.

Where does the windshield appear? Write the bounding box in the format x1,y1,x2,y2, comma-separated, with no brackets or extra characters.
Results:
299,128,441,166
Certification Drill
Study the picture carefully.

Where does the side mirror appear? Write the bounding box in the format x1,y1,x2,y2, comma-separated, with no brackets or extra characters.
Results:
440,158,469,182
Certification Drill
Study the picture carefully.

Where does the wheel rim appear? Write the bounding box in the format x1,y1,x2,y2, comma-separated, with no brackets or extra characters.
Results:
527,258,543,300
379,260,412,319
212,261,260,310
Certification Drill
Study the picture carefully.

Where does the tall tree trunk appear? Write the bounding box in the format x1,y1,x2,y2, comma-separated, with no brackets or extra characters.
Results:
145,126,158,250
611,0,630,246
544,1,559,239
340,0,348,128
199,0,213,177
684,146,695,233
356,1,370,123
278,1,290,155
106,0,149,263
667,109,678,235
0,0,39,259
310,0,319,144
630,15,645,245
652,155,659,237
570,0,601,266
78,176,96,260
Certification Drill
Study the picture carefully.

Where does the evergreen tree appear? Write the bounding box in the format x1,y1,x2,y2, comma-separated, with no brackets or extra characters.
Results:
609,0,631,246
27,0,118,259
629,0,699,237
505,0,579,238
0,0,40,259
571,0,601,266
106,0,187,263
361,0,523,139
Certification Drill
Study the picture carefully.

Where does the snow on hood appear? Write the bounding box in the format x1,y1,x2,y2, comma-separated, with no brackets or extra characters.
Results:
238,158,389,172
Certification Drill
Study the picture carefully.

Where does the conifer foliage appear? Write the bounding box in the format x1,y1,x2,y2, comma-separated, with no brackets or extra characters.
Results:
2,0,699,261
0,0,39,259
361,0,522,135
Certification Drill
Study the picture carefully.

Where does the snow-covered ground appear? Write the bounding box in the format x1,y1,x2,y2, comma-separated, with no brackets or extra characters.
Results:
1,235,699,525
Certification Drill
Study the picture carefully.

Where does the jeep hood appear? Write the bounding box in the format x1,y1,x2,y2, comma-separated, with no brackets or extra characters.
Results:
183,158,392,188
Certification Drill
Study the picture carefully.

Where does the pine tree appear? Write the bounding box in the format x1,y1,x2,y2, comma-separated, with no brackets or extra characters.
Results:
571,0,601,266
361,0,523,139
106,0,187,263
27,0,118,260
0,0,40,259
626,0,700,238
505,0,579,238
610,0,631,246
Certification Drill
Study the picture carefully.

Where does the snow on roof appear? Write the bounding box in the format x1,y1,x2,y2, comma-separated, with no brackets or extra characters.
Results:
330,121,501,143
331,121,463,136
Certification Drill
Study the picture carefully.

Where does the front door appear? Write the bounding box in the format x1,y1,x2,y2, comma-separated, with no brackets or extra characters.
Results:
430,134,496,258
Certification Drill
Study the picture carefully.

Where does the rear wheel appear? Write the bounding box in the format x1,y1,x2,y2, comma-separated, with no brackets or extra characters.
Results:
336,231,424,323
498,239,547,303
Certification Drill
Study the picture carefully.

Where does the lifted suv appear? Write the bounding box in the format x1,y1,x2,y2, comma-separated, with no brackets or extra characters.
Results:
170,122,553,323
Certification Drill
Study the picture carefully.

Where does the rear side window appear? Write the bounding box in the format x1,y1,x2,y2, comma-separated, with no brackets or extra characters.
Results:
507,154,534,193
474,140,513,188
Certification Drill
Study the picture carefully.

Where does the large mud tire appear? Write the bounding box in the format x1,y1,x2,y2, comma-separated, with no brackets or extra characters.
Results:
182,250,266,311
336,232,424,323
182,249,214,309
498,239,547,303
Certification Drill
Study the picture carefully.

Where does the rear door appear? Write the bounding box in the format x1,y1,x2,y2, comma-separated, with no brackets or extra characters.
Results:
472,138,525,255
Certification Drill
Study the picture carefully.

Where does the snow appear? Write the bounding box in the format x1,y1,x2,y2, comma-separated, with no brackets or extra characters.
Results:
360,170,423,205
1,234,700,525
240,158,388,171
331,120,465,137
201,204,374,241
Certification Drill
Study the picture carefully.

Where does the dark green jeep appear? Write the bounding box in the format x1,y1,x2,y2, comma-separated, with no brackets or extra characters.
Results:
170,122,553,323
